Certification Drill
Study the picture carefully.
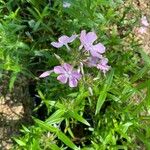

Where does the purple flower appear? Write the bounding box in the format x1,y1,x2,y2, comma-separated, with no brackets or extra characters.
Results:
141,16,149,27
54,63,81,87
84,56,110,74
79,30,105,58
97,57,110,74
86,56,101,67
51,34,77,49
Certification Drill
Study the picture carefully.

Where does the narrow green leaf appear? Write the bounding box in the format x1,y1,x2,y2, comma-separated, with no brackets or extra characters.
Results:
34,118,78,149
95,69,114,115
68,111,90,126
140,50,150,67
31,139,41,150
34,118,57,132
14,138,26,146
57,131,78,150
104,69,114,91
21,125,30,133
144,80,150,106
136,79,150,90
9,72,18,91
27,7,39,20
38,90,45,100
49,143,61,150
131,66,148,83
75,91,89,106
46,109,65,124
135,131,150,149
95,90,107,115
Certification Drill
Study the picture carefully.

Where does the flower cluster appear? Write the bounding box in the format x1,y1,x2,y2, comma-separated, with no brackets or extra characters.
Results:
79,30,110,74
40,30,110,87
138,16,149,34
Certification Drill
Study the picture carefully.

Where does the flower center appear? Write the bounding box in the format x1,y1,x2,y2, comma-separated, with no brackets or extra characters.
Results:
84,43,94,52
64,71,72,77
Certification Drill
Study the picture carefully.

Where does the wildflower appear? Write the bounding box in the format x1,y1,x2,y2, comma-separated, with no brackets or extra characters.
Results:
51,34,77,49
63,2,71,8
141,16,149,27
54,63,81,87
79,30,105,58
138,26,147,34
39,70,53,78
97,57,110,74
85,56,110,74
86,56,101,67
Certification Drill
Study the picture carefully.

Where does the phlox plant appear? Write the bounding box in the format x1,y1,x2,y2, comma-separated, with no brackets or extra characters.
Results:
40,30,110,88
0,0,149,149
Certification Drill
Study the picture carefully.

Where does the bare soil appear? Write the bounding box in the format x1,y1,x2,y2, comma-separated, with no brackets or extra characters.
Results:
0,96,24,150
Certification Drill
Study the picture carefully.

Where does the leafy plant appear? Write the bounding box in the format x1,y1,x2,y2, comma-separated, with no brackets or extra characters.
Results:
0,0,150,149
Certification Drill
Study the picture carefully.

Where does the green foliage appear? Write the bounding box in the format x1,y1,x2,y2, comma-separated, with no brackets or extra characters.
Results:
0,0,150,149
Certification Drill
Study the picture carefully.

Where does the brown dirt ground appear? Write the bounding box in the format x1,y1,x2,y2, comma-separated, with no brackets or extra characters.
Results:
0,97,24,150
0,1,150,150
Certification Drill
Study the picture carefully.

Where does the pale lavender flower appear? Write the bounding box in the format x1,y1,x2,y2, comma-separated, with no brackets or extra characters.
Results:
79,30,105,58
85,56,110,74
138,26,147,34
97,57,110,74
63,2,71,8
39,70,53,78
86,56,101,67
51,34,77,49
54,63,81,87
141,16,149,27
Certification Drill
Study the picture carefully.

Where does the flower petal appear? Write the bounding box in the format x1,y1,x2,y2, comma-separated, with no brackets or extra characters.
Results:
51,42,63,48
138,27,147,34
63,63,72,72
69,77,78,87
141,16,149,27
58,35,69,44
93,43,106,54
101,57,108,64
72,71,82,80
97,64,110,74
80,30,86,43
97,57,110,74
90,48,101,58
86,57,100,67
86,32,97,44
57,74,68,84
39,70,53,78
54,66,65,74
68,34,78,43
